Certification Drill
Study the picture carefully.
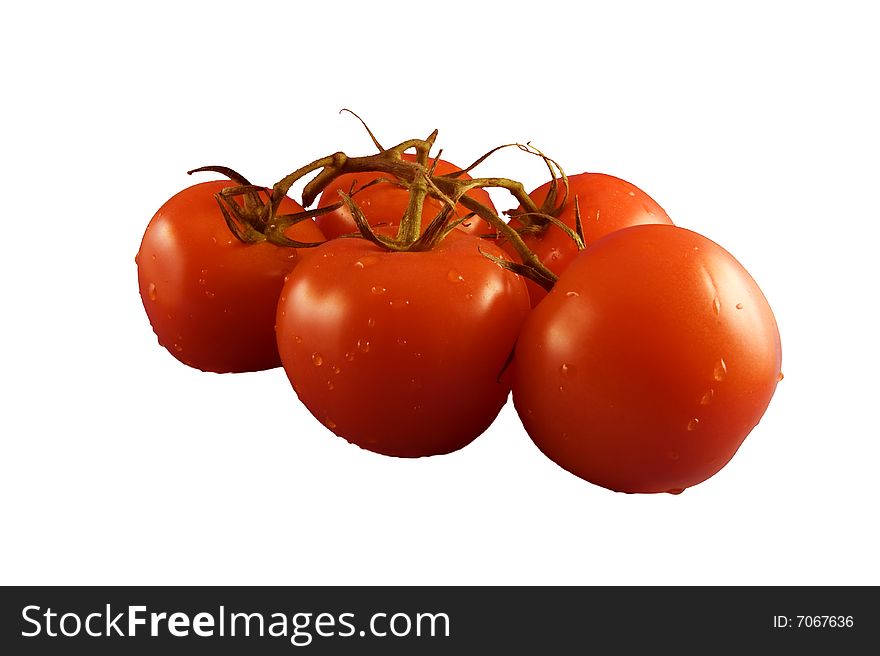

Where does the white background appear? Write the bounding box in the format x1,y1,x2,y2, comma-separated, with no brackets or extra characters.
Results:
2,1,877,585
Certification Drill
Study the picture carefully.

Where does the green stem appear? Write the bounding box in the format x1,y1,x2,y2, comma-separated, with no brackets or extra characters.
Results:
208,128,571,290
457,196,558,290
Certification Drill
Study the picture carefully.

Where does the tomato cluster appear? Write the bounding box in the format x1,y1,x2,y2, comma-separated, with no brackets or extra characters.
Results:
137,128,782,494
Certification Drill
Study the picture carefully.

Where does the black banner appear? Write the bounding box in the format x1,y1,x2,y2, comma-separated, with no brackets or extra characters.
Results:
1,586,874,654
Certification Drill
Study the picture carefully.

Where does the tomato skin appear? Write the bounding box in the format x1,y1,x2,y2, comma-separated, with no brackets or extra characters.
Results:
512,224,781,493
137,180,324,373
316,153,496,239
509,172,673,305
276,231,530,457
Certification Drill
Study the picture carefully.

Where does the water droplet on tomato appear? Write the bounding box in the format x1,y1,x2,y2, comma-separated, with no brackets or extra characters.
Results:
713,358,727,381
357,338,370,353
627,190,636,197
465,292,473,300
173,343,183,353
666,488,685,495
397,338,407,346
359,255,380,267
211,237,217,245
198,278,206,286
700,389,714,406
560,363,570,375
736,302,744,310
147,283,157,301
712,296,721,316
331,365,341,374
325,418,337,430
558,385,565,392
354,260,365,269
549,248,561,261
205,291,215,299
371,285,386,295
151,253,157,261
447,269,464,283
311,353,324,366
367,317,376,328
687,418,700,431
344,351,355,362
389,298,410,309
326,380,335,390
565,291,579,298
777,371,785,382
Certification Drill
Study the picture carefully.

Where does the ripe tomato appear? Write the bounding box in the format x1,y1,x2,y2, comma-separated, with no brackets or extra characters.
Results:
137,180,325,373
508,172,672,305
276,230,530,457
513,224,782,493
315,153,496,239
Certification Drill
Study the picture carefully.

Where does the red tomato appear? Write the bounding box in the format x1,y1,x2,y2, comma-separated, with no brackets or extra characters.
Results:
316,153,496,239
276,230,530,457
137,180,325,373
508,172,673,305
513,224,782,493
